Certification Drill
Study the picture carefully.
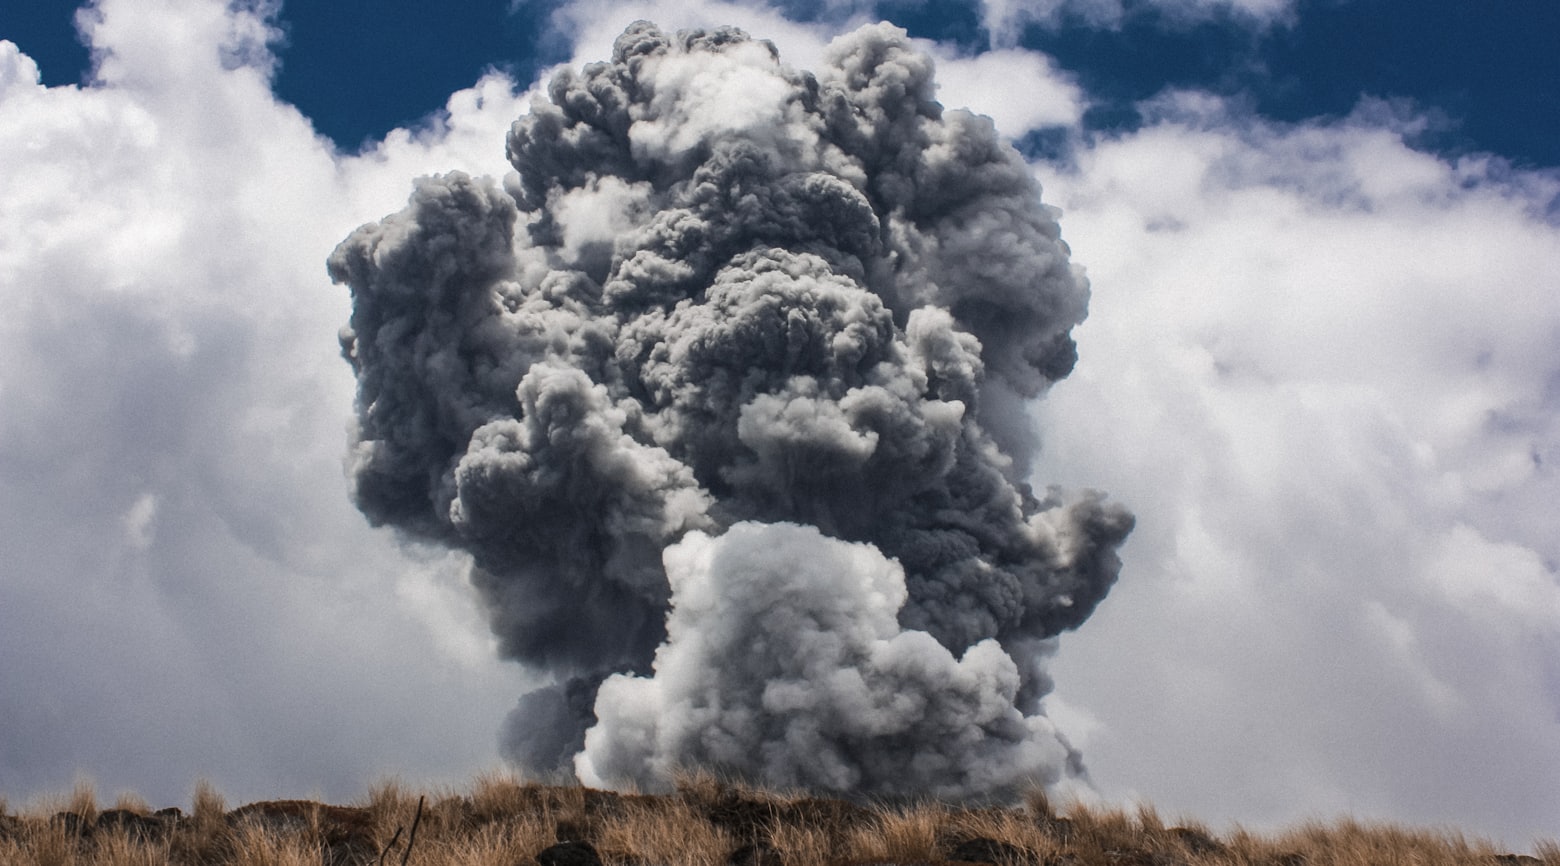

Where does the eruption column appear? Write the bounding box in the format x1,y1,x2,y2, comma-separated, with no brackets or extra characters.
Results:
329,20,1132,798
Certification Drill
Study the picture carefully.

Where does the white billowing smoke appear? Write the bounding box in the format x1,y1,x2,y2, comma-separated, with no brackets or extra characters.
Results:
580,522,1080,797
328,20,1131,798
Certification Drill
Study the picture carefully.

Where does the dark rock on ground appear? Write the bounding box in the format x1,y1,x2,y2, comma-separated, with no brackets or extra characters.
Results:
729,841,786,866
945,835,1035,865
538,839,604,866
51,811,90,838
95,808,173,841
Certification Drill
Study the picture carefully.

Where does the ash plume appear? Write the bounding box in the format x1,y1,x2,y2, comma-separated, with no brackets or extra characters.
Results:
328,20,1132,799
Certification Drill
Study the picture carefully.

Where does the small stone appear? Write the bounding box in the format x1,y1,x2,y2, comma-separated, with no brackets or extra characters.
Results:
947,836,1033,865
537,839,604,866
52,812,90,838
94,809,169,841
729,842,785,866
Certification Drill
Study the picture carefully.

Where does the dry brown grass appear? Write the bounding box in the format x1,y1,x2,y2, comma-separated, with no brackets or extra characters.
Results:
943,804,1062,864
107,792,151,816
767,821,834,866
844,800,942,863
598,796,733,866
1261,816,1508,866
0,773,1554,866
226,817,320,866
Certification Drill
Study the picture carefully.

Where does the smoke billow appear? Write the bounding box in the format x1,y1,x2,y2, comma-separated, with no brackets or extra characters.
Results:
328,20,1132,799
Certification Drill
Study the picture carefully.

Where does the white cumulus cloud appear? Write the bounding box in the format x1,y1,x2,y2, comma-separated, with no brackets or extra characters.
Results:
0,0,535,807
1030,93,1560,848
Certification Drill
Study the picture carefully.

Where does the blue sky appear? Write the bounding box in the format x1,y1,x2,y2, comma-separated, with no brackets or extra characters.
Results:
1,0,1558,854
7,0,1558,165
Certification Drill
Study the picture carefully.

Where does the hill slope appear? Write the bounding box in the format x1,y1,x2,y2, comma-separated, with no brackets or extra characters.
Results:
2,773,1554,865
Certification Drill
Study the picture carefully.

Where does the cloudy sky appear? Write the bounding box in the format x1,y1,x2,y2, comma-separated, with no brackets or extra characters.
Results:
2,0,1557,850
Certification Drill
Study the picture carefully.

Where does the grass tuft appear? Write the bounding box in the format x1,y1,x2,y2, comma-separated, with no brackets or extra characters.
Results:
597,795,733,866
107,792,151,816
66,779,98,826
190,780,226,825
845,800,942,863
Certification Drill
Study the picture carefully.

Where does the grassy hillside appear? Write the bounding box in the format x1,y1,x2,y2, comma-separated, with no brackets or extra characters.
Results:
1,772,1553,866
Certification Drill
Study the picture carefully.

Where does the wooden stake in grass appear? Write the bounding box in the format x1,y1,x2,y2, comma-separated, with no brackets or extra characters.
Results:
376,827,404,866
399,795,424,866
375,795,425,866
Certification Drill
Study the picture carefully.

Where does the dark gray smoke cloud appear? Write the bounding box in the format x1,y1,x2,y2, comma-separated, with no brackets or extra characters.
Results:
328,20,1132,798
